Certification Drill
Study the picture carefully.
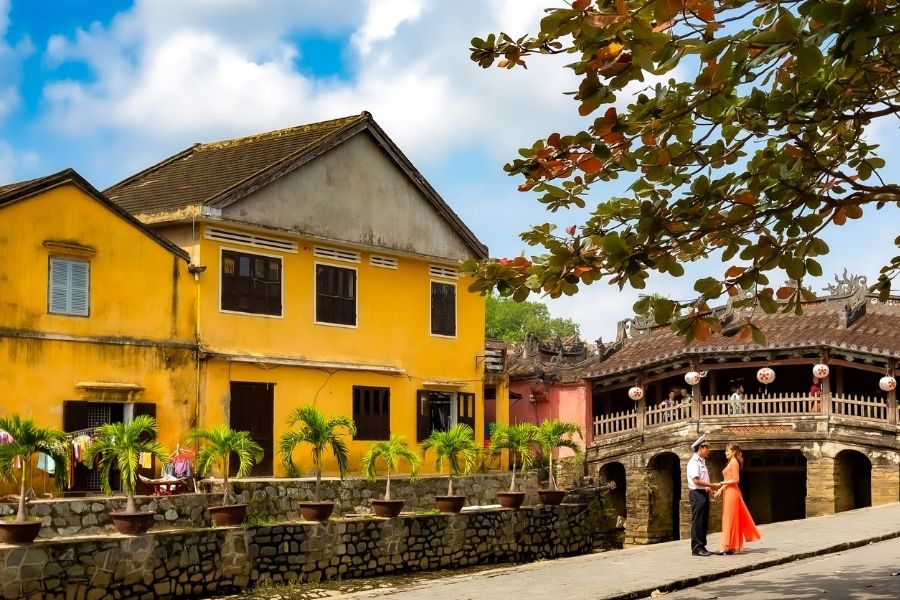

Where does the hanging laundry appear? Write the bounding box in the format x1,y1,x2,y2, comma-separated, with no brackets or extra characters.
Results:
139,452,152,469
36,452,56,475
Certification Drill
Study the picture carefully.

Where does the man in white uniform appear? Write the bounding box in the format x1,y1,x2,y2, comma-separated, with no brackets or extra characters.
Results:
686,434,720,556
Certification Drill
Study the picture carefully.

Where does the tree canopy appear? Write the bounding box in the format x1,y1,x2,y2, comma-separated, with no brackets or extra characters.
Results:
486,294,581,342
463,0,900,343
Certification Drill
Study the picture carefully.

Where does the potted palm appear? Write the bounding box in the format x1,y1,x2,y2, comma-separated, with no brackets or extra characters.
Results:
188,424,264,526
278,405,356,521
487,422,538,509
420,423,478,513
0,415,68,544
361,434,422,518
85,416,168,535
534,419,583,506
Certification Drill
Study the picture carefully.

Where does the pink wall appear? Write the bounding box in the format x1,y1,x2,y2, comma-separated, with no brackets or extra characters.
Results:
509,378,592,456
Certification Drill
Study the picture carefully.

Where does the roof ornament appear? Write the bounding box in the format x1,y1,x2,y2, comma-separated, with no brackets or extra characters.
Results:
823,269,868,299
824,270,869,328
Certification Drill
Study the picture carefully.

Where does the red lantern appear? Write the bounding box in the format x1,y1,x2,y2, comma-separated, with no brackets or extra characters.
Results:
757,367,776,384
628,386,644,401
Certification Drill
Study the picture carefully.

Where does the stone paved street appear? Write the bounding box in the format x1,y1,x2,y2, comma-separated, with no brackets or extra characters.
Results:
230,503,900,600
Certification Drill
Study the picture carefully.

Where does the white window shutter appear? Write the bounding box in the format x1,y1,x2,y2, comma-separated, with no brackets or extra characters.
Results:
69,261,89,315
49,258,89,316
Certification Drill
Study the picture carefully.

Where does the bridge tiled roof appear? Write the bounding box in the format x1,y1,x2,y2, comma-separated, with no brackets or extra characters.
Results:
562,298,900,381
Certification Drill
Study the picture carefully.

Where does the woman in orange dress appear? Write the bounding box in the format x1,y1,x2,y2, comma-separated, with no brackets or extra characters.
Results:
714,443,760,554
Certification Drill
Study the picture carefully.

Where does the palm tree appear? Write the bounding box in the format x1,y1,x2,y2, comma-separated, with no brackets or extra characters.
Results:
535,419,583,491
488,422,538,492
420,423,478,496
361,435,421,501
278,405,356,502
0,415,68,522
84,416,168,513
188,425,264,506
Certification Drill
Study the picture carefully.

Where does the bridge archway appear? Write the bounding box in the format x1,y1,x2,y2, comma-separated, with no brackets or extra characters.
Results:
646,452,681,542
737,449,806,523
834,450,872,512
599,461,627,524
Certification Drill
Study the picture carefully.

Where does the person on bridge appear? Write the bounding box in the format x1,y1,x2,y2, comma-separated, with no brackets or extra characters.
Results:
686,435,721,556
714,443,761,554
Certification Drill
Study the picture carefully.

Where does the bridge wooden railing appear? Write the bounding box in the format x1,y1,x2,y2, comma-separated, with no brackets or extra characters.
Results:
702,393,817,417
592,408,638,437
831,394,889,420
592,392,892,439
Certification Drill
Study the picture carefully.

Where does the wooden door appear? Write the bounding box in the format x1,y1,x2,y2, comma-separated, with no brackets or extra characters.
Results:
229,381,274,476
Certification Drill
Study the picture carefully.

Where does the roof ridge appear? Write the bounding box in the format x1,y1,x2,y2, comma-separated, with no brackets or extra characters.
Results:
199,113,369,151
205,113,372,206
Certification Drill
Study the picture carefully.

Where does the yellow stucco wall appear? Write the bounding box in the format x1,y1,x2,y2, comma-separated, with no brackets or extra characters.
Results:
181,226,487,475
0,183,198,470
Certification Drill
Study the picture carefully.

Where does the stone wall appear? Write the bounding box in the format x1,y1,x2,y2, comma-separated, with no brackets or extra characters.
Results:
0,494,213,540
222,472,543,523
0,472,547,540
0,506,592,600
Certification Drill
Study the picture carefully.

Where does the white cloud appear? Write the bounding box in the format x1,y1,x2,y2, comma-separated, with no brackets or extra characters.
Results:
0,0,34,123
0,140,39,182
352,0,423,54
36,0,590,171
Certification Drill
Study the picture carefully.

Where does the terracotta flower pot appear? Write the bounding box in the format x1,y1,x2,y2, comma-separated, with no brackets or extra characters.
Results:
110,511,156,535
497,491,526,509
0,520,42,544
298,501,335,522
538,490,567,506
371,499,405,518
435,495,466,513
209,503,248,526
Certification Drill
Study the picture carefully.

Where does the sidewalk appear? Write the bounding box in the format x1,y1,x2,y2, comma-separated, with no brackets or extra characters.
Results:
341,503,900,600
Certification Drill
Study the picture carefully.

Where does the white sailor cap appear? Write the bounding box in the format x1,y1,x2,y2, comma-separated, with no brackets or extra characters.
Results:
690,434,708,451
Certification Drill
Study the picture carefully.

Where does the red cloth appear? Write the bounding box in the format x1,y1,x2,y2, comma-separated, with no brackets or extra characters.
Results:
720,460,761,552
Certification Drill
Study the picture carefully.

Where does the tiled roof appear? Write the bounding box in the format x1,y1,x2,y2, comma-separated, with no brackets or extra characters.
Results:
0,174,45,198
0,169,189,261
564,299,900,381
106,114,367,215
104,112,488,258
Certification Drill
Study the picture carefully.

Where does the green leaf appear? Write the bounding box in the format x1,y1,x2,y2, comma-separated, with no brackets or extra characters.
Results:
794,45,823,77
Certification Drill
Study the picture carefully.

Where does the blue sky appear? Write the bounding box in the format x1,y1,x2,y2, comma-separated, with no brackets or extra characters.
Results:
2,0,898,342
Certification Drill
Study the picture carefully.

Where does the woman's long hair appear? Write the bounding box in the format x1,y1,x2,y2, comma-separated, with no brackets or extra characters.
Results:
726,443,744,469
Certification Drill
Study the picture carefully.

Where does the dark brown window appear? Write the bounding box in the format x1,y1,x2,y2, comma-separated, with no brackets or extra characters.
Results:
221,250,282,315
431,282,456,336
353,386,390,440
316,264,356,325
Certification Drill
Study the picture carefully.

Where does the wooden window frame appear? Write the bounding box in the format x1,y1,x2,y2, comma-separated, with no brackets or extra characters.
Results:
315,262,358,327
48,256,90,317
430,280,457,338
352,386,391,441
219,247,283,317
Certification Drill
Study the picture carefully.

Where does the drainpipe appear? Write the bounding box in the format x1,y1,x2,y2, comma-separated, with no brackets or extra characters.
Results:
191,218,203,431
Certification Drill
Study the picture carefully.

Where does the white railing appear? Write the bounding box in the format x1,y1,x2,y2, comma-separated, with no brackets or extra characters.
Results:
645,401,692,427
592,392,893,441
831,394,888,420
702,393,819,417
593,408,638,437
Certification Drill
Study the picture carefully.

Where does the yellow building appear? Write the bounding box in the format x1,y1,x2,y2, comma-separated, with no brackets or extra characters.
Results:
0,170,197,492
106,113,494,475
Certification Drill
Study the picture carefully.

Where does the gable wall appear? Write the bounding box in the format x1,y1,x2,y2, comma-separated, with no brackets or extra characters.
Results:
222,133,475,261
